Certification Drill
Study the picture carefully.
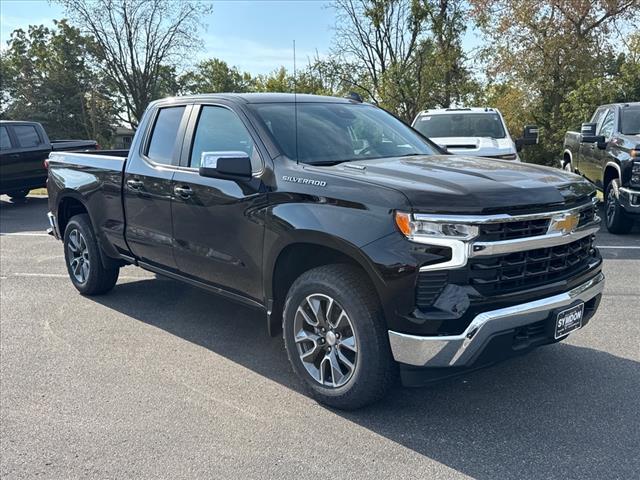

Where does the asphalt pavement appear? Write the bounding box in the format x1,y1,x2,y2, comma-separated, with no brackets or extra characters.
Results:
1,194,638,480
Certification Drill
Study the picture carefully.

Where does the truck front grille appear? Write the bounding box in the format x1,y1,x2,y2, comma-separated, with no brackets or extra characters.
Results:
478,218,550,241
477,203,597,242
468,236,595,295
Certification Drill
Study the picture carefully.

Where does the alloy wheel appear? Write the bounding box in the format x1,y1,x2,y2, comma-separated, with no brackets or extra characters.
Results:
67,229,90,283
293,294,358,388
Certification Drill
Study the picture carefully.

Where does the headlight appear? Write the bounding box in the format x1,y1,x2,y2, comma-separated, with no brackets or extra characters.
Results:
632,160,640,186
395,212,479,241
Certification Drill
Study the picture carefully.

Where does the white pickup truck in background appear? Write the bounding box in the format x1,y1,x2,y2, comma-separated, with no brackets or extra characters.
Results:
412,107,538,161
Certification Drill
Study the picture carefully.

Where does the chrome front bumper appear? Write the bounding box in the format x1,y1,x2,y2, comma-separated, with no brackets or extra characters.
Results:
388,272,605,368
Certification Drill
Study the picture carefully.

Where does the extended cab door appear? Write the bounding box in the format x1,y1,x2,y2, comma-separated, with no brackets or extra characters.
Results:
123,104,192,270
171,104,267,302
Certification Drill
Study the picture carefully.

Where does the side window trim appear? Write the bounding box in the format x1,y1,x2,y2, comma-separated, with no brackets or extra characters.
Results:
178,102,265,175
140,104,193,168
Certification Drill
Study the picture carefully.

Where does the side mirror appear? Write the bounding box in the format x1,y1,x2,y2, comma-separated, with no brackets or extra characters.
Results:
516,125,538,150
198,151,253,180
580,123,605,144
523,125,539,144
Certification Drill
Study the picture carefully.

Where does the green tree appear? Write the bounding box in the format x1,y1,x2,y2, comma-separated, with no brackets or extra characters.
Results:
181,59,254,94
0,20,116,146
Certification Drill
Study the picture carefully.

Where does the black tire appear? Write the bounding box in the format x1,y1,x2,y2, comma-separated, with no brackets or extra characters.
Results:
8,189,29,200
563,161,572,173
604,178,633,234
63,214,119,295
283,264,397,410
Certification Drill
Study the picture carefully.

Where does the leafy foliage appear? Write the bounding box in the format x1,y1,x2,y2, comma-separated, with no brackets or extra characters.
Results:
0,20,115,146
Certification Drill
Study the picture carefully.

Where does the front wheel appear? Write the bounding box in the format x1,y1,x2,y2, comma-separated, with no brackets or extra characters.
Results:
64,214,119,295
283,264,396,410
605,179,633,234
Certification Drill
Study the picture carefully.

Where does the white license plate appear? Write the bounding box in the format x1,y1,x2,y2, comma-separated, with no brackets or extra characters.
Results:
554,303,585,339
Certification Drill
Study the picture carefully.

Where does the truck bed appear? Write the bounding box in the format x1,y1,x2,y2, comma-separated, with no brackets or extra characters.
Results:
47,150,129,261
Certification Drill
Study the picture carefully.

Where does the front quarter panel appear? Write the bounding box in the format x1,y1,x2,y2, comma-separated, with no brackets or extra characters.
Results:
263,160,411,309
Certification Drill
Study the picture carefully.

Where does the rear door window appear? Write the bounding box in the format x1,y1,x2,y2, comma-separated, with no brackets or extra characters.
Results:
0,126,12,150
14,125,42,147
146,106,187,165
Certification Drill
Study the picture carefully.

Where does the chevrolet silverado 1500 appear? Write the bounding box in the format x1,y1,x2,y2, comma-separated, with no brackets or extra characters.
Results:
47,94,604,409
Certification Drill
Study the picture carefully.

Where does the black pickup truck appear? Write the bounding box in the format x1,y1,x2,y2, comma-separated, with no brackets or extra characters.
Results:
47,94,604,409
563,102,640,234
0,120,97,199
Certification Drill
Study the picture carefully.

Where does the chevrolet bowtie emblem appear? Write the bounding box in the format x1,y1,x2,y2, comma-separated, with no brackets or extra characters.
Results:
548,212,580,235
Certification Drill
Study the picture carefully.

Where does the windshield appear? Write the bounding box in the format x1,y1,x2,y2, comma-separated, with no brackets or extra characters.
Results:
620,106,640,135
413,112,506,139
248,102,439,165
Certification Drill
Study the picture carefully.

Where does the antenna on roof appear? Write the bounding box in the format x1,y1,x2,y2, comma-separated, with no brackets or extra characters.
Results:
293,40,299,164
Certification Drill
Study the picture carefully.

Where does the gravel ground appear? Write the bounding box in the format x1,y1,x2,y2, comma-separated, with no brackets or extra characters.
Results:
1,194,639,480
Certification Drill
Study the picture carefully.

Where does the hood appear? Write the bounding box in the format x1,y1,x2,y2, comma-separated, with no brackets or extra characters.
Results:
309,155,595,214
432,137,516,158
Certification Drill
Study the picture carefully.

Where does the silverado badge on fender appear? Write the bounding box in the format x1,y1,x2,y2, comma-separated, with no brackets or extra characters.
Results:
282,175,327,187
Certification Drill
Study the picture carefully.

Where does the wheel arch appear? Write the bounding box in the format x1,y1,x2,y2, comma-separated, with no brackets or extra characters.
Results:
57,192,123,270
562,149,573,167
57,191,91,235
604,162,621,189
265,233,386,336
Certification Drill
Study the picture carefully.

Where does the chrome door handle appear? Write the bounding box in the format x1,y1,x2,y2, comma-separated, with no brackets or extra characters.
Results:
174,185,193,198
127,179,144,190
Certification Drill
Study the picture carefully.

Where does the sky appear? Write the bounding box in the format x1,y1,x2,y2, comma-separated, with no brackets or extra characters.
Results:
0,0,481,75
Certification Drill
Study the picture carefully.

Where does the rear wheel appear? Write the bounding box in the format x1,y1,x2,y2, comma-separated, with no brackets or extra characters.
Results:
283,264,396,410
604,178,633,234
8,189,29,199
63,214,119,295
563,162,572,173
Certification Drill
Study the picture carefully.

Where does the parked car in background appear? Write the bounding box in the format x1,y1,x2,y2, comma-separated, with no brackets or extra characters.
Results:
411,108,538,161
563,102,640,234
0,120,98,199
46,93,604,409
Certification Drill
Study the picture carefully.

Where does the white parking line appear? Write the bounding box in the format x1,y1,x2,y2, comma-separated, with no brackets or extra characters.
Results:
597,246,640,249
0,232,50,237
